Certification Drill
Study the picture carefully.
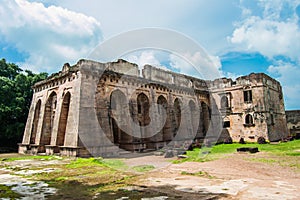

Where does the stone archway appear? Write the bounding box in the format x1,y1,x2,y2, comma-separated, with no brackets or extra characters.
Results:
57,92,71,146
40,91,57,152
109,89,132,150
137,93,150,127
135,92,152,150
201,102,210,136
30,99,41,144
173,98,181,136
157,95,172,142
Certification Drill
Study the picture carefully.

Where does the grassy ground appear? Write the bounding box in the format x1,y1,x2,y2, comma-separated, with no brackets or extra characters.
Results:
0,154,62,161
174,140,300,169
0,156,157,199
0,140,299,199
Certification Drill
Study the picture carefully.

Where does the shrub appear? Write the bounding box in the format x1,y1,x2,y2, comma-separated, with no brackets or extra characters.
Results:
257,136,266,144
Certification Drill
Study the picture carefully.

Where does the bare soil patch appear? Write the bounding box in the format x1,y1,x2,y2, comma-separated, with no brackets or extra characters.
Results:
131,152,300,199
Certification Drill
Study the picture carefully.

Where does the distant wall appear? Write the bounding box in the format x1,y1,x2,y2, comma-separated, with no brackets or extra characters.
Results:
286,110,300,138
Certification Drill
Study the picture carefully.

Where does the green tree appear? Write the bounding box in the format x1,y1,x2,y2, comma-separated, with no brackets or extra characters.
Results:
0,58,47,151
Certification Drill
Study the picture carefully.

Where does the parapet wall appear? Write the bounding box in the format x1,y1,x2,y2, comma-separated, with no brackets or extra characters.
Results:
77,59,139,77
210,73,282,91
142,64,208,90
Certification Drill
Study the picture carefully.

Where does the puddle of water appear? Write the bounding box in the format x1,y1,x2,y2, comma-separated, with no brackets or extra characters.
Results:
0,174,57,199
141,197,169,200
114,197,168,200
14,168,57,175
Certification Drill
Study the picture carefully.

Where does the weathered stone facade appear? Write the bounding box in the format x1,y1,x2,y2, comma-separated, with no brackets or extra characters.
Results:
19,59,288,157
286,110,300,139
210,73,288,142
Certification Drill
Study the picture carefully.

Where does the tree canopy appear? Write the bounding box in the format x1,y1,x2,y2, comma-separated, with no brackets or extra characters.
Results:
0,58,47,151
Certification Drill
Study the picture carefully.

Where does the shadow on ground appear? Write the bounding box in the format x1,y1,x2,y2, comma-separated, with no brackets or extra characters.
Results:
47,180,229,200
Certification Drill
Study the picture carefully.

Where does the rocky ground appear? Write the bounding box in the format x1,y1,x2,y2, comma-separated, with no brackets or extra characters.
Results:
0,152,299,200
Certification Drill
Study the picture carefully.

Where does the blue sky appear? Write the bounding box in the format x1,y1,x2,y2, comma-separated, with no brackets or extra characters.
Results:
0,0,299,110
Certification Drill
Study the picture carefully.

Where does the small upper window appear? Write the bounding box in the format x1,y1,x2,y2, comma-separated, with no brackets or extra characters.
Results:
223,121,230,128
245,114,254,125
244,90,252,103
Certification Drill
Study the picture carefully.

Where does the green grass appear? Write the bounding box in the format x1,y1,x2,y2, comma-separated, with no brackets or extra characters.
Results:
181,171,215,179
0,155,61,162
174,139,300,163
66,157,128,171
131,165,155,172
98,159,129,171
26,157,136,197
0,184,23,199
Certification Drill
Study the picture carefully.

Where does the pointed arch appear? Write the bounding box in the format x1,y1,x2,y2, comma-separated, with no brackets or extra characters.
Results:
157,95,171,141
30,99,42,144
40,91,57,152
57,92,71,146
201,102,210,136
173,98,181,133
137,93,150,126
245,114,254,125
109,90,131,146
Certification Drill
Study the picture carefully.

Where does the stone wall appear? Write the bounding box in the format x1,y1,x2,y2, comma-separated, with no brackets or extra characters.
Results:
210,73,288,142
20,63,82,155
286,110,300,138
19,59,289,157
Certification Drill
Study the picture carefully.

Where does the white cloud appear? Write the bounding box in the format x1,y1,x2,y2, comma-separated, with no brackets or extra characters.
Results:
124,51,167,74
122,50,222,80
169,52,221,80
230,16,300,61
230,0,300,109
231,0,300,62
221,71,243,80
0,0,102,72
267,61,300,110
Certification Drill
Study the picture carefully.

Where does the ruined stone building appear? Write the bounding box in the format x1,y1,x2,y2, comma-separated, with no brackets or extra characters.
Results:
210,74,288,142
286,110,300,139
18,59,288,157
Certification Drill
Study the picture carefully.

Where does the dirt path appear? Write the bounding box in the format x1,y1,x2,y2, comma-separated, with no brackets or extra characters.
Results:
125,152,300,200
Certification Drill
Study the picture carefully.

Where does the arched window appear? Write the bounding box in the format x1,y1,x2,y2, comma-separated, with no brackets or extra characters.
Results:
245,114,254,125
137,93,150,121
157,95,167,115
221,96,229,108
244,90,252,103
